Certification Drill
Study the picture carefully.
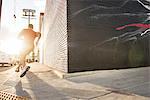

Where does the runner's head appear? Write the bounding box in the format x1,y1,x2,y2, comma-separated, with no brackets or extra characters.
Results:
28,24,33,29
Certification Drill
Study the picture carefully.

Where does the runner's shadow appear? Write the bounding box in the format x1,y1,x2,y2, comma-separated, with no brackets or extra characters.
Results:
25,71,67,100
15,80,31,99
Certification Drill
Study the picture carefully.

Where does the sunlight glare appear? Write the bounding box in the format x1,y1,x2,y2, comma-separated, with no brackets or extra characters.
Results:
0,38,23,55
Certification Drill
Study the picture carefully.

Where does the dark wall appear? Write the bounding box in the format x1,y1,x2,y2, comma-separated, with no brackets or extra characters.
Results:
68,0,150,72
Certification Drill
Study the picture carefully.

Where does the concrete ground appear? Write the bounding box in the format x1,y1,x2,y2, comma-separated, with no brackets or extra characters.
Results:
67,67,150,97
0,62,149,100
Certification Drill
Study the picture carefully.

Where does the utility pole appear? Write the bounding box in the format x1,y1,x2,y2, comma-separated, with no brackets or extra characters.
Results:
39,12,44,63
22,9,36,25
0,0,2,29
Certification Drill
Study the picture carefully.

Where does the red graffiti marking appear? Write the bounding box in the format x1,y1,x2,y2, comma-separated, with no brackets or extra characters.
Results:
116,23,150,30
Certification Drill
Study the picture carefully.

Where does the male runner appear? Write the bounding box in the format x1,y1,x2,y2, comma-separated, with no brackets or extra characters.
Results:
15,24,41,77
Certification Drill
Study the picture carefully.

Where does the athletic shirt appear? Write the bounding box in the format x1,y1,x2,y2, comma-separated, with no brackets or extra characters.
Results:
19,29,37,44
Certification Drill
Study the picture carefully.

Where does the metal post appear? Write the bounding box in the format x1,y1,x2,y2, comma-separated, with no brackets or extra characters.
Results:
28,12,30,24
0,0,2,29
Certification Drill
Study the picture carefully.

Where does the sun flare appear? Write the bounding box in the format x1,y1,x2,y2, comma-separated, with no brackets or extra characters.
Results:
0,38,23,55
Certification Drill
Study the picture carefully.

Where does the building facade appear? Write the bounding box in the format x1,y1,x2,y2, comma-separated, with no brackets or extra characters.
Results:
43,0,150,73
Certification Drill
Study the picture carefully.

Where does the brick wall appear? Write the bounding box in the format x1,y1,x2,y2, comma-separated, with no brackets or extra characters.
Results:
43,0,68,72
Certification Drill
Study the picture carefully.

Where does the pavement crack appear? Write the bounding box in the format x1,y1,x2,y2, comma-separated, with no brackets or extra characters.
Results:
107,89,133,96
89,92,112,100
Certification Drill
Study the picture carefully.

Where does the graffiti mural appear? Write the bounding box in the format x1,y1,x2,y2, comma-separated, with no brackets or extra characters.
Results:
68,0,150,72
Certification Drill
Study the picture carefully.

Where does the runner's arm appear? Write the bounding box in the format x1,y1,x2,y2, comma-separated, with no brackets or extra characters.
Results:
35,32,41,46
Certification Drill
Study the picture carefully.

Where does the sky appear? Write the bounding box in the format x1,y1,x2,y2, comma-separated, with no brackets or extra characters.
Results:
0,0,46,39
0,0,46,55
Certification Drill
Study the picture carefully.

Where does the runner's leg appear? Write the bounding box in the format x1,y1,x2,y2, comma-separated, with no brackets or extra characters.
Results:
15,53,26,72
20,45,34,77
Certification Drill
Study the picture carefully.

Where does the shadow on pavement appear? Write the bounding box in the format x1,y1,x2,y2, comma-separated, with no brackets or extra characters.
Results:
25,71,67,100
15,81,31,99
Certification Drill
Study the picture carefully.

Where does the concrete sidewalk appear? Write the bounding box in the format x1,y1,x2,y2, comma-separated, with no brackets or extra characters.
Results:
0,62,149,100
